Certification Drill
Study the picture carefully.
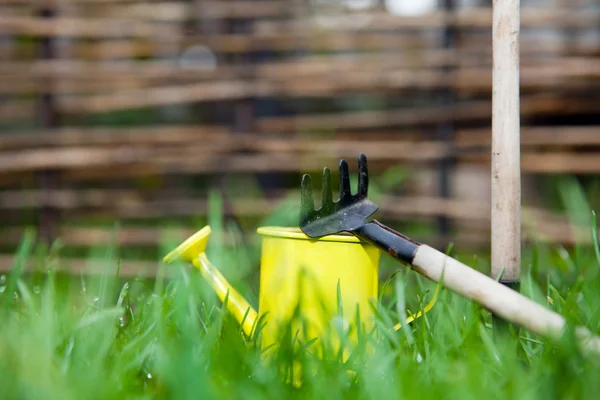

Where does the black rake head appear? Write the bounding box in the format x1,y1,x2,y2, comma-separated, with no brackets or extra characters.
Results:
300,153,379,238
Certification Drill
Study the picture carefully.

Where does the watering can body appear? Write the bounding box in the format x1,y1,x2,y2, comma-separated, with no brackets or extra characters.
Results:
256,227,380,357
163,225,436,360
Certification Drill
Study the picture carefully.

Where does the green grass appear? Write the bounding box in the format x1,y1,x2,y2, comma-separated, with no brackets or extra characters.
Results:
2,220,600,400
2,176,600,400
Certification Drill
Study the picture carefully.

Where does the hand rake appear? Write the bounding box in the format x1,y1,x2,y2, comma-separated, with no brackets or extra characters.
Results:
300,153,600,353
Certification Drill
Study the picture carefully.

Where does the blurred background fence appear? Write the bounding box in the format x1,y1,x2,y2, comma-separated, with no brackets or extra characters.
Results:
1,0,600,275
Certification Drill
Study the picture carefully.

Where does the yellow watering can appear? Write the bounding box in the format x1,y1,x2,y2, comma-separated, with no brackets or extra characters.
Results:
163,224,438,360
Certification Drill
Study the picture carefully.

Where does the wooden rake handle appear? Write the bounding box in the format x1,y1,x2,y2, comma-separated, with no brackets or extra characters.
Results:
354,220,600,354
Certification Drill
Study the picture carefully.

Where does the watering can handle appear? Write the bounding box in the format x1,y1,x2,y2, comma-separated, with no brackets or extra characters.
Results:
355,220,600,354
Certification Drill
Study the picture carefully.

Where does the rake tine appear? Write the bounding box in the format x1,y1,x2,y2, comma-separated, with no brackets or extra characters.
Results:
339,159,351,201
300,174,315,219
299,154,379,237
321,167,334,212
357,153,368,199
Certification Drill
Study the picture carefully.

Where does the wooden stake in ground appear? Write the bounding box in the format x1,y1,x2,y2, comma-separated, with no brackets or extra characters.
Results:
491,0,521,308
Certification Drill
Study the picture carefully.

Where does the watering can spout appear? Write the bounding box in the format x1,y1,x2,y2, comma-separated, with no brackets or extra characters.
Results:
163,226,258,338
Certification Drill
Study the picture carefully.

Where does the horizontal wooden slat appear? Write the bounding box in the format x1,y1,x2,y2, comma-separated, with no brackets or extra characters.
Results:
1,126,598,152
0,195,593,248
5,85,590,118
457,126,600,148
0,125,227,150
0,254,165,277
4,31,598,60
2,8,599,38
96,1,286,20
0,99,34,122
9,46,593,81
0,140,449,174
256,8,600,32
0,190,554,223
0,15,172,38
0,225,197,247
0,1,285,19
256,95,600,132
0,224,489,251
460,152,600,174
0,0,144,4
2,56,599,96
58,81,264,113
2,134,600,182
0,210,591,275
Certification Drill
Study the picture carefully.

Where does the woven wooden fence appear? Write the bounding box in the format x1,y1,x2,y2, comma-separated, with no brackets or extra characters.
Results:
1,0,599,275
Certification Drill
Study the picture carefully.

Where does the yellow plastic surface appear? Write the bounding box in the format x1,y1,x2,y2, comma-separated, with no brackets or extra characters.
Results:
256,226,362,243
256,226,379,357
162,226,257,337
163,225,211,264
163,225,438,372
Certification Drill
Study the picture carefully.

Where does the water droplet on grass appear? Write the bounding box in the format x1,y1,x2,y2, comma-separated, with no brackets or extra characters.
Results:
33,286,41,294
0,286,5,293
146,373,152,380
119,317,126,327
92,296,99,303
0,275,6,284
416,353,423,363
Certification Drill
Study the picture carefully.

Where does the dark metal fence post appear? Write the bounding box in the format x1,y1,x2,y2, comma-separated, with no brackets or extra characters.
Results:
37,3,60,244
436,0,456,239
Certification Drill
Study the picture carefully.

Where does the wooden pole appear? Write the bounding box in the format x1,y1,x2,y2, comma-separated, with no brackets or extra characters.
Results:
491,0,521,335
